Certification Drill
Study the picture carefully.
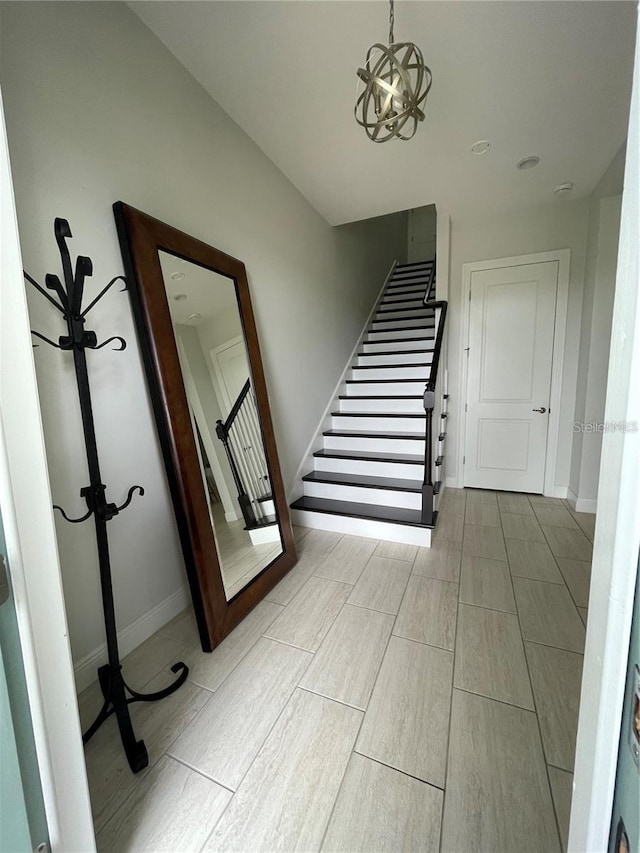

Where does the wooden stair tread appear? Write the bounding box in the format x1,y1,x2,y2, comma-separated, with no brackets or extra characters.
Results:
246,514,277,529
331,411,425,418
290,496,434,529
314,448,424,464
346,378,428,384
323,429,425,440
382,289,429,298
354,362,432,370
364,335,435,343
358,349,434,357
370,322,435,331
302,471,422,492
338,394,423,400
377,303,426,313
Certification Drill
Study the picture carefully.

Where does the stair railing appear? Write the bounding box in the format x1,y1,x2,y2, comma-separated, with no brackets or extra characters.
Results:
216,379,271,529
425,259,437,301
421,297,448,525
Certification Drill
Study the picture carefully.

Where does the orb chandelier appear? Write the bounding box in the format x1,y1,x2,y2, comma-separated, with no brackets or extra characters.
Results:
355,0,432,143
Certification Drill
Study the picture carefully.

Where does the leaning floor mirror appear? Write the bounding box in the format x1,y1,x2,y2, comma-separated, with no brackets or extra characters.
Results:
114,203,296,651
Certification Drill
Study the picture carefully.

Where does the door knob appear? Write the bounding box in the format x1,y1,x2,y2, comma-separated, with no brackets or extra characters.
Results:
532,407,547,414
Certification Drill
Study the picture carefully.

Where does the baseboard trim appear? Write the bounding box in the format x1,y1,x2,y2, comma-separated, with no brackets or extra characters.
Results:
567,487,597,514
445,476,570,501
548,485,569,499
286,260,399,504
73,586,190,693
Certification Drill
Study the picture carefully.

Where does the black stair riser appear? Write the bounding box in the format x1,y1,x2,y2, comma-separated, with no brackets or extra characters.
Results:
290,496,435,530
302,471,422,493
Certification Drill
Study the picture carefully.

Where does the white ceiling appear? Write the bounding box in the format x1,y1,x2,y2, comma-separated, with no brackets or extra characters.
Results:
159,251,238,325
131,1,636,226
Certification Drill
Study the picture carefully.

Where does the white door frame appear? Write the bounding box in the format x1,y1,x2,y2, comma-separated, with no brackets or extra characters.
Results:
0,90,95,851
210,334,246,414
457,249,571,496
570,24,640,850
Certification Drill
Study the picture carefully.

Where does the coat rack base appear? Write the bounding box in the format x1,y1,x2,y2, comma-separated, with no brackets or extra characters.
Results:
83,661,189,772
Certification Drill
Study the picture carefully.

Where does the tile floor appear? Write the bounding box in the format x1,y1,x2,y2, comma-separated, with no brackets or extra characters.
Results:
80,489,594,852
210,501,282,599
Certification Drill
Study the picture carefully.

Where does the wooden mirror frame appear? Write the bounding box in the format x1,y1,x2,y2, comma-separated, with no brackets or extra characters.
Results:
114,202,296,652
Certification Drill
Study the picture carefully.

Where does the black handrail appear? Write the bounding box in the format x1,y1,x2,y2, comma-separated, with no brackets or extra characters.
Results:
424,300,448,394
220,378,250,434
215,378,257,529
425,259,436,301
421,297,448,525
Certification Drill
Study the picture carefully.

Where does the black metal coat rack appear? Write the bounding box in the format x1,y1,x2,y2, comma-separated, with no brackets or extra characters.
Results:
25,219,188,773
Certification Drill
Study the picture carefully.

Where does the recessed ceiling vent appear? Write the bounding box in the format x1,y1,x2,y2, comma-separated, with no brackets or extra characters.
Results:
554,181,574,196
470,140,491,155
517,155,540,170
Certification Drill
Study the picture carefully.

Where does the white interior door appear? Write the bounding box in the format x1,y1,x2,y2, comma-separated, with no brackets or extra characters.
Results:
464,261,558,493
211,337,250,415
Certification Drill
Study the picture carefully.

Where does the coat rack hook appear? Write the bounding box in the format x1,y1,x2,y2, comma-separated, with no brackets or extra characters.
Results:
24,272,66,315
53,504,94,524
91,336,127,352
115,485,144,513
82,275,128,317
31,330,64,350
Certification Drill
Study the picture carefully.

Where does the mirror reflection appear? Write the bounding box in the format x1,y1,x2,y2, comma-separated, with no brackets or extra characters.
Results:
159,251,284,600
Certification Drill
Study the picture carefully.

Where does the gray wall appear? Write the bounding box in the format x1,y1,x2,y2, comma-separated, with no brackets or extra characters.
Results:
445,199,590,493
569,149,624,510
0,1,407,671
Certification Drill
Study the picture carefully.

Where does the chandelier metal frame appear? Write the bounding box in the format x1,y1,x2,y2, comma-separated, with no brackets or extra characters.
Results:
355,0,432,143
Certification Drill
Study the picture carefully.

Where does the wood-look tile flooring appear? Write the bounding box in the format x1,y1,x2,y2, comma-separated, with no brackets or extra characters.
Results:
210,501,282,599
81,490,593,852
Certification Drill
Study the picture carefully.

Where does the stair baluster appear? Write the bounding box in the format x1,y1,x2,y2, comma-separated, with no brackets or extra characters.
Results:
216,378,272,529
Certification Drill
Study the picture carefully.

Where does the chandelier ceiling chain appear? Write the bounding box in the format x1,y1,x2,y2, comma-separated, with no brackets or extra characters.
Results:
389,0,394,47
355,0,432,143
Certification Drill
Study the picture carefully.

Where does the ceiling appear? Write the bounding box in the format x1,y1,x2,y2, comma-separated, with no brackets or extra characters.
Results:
131,1,637,226
160,251,238,325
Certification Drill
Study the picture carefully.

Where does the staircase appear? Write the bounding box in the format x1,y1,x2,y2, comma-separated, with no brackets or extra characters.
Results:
290,259,448,547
